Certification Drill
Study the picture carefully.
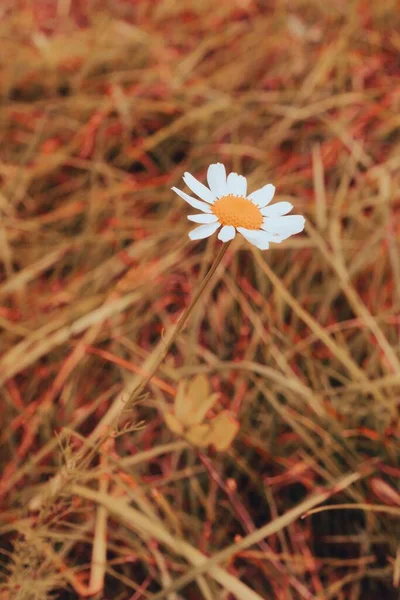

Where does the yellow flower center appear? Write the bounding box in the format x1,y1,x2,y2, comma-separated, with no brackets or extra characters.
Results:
212,195,263,230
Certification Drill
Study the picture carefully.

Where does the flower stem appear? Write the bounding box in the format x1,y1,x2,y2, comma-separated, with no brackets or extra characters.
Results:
28,243,232,511
123,241,230,411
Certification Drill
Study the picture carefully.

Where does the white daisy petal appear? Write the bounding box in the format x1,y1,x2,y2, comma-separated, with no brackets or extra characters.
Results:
261,202,293,217
262,215,305,236
268,235,285,243
261,230,297,243
261,232,286,244
227,173,247,196
207,163,228,198
218,225,236,242
183,172,215,204
172,187,211,213
248,184,276,207
237,227,270,250
187,213,219,223
188,222,221,240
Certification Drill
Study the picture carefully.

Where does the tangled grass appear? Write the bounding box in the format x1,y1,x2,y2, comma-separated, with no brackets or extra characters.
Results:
0,1,399,598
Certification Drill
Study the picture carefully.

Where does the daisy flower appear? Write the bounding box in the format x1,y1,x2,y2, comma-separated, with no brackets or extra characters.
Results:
172,163,305,250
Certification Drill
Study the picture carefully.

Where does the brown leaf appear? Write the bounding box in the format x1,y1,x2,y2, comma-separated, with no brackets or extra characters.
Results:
187,374,210,403
175,376,218,427
174,381,190,423
206,411,239,451
164,412,183,435
185,423,211,447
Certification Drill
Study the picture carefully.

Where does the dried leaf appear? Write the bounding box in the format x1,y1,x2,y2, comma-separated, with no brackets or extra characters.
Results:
185,424,211,447
174,375,218,427
164,412,183,435
184,392,219,428
206,411,239,451
187,374,210,404
174,381,190,423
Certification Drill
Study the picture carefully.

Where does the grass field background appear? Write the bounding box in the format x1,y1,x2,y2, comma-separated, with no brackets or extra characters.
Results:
0,1,399,598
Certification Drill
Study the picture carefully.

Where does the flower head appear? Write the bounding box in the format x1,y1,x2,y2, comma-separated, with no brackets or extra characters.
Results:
172,163,305,250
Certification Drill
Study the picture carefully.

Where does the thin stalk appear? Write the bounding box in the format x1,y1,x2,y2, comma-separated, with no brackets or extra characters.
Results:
30,241,231,509
79,241,230,466
123,241,231,411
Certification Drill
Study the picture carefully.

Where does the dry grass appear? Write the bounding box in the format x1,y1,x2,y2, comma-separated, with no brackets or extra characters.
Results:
0,1,400,598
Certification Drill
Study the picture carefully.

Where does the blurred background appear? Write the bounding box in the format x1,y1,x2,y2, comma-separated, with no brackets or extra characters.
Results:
0,1,399,599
